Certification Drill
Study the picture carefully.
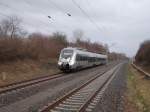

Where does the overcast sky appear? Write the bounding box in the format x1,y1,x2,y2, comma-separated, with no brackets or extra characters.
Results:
0,0,150,57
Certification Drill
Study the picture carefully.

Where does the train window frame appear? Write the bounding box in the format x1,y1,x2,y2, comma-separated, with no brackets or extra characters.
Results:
61,49,73,59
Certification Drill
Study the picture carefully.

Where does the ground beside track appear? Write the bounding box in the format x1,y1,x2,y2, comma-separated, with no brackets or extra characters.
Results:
0,59,59,86
124,65,150,112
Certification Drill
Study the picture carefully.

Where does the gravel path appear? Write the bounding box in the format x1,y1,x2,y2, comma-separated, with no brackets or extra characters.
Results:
0,62,119,112
91,61,128,112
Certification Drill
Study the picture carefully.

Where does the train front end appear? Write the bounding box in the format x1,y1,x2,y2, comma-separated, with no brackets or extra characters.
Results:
58,48,75,72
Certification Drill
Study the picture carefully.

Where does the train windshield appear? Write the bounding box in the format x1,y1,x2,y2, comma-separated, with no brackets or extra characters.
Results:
61,50,73,59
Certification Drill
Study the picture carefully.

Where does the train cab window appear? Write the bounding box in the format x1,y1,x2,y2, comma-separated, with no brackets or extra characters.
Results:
61,50,73,59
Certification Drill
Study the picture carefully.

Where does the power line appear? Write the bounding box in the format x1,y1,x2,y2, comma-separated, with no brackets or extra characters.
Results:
24,0,53,18
23,0,71,30
0,12,56,34
85,0,96,17
0,12,55,33
24,0,68,31
0,2,69,33
84,0,104,30
47,0,71,17
47,0,84,30
47,0,100,32
0,13,54,32
71,0,102,33
0,0,72,31
0,1,57,31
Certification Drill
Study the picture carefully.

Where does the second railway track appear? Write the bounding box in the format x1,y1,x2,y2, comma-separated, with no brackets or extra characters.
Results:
39,63,121,112
0,72,64,94
0,62,116,95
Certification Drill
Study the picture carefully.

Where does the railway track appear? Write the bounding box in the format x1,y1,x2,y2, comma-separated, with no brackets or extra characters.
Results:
0,63,115,95
39,64,121,112
132,63,150,77
0,62,115,95
0,72,64,94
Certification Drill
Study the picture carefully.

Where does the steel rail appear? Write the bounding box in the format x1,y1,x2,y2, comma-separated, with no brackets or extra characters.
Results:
0,64,110,95
39,65,120,112
0,72,63,94
132,63,150,77
78,66,119,112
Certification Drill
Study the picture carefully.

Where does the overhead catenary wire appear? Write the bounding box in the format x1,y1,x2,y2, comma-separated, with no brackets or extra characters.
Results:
24,0,54,20
47,0,71,17
0,1,57,31
0,0,75,32
0,0,102,33
23,0,71,30
24,0,60,26
46,0,76,30
0,12,56,33
47,0,102,33
47,0,86,30
71,0,102,33
0,12,54,34
85,0,97,18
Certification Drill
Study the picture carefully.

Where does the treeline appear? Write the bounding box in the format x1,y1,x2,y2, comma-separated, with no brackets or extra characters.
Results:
0,16,107,62
0,16,126,62
135,40,150,66
0,32,68,61
108,52,127,61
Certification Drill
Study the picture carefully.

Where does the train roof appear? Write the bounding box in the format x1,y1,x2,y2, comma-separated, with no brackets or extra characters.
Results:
63,47,86,51
62,47,107,58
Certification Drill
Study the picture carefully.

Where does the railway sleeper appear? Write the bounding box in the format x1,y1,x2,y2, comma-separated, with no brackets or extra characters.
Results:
69,96,87,100
74,93,90,96
85,108,93,112
50,110,62,112
55,106,78,111
66,98,85,103
63,101,83,105
71,95,86,98
58,103,81,108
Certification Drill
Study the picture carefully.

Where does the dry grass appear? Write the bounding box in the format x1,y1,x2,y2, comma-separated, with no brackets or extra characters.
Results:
0,59,60,86
125,65,150,112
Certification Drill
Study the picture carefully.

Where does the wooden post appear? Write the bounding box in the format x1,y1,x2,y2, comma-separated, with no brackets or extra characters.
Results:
2,72,6,81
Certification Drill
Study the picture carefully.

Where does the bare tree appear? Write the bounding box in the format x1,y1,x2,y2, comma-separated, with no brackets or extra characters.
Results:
0,16,22,38
135,40,150,65
52,32,68,46
73,29,84,43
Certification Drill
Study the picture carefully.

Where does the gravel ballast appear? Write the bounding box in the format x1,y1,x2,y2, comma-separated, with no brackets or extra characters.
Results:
92,62,127,112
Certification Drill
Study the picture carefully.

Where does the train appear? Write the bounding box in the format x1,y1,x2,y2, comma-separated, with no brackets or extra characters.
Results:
58,47,108,72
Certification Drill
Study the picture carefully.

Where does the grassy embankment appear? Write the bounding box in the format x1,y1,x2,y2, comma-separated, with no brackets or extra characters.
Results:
0,59,60,86
125,65,150,112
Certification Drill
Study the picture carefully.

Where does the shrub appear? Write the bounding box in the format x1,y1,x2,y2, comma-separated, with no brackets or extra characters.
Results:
135,40,150,65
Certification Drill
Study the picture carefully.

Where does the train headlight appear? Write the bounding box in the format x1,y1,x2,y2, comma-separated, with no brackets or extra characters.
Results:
58,61,62,65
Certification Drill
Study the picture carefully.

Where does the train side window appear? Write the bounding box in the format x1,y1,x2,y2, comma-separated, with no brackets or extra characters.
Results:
85,56,88,61
83,56,85,61
81,56,84,61
80,56,82,61
79,54,83,61
76,54,80,61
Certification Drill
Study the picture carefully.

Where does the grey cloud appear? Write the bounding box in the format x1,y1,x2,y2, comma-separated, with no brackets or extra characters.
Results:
0,0,150,57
